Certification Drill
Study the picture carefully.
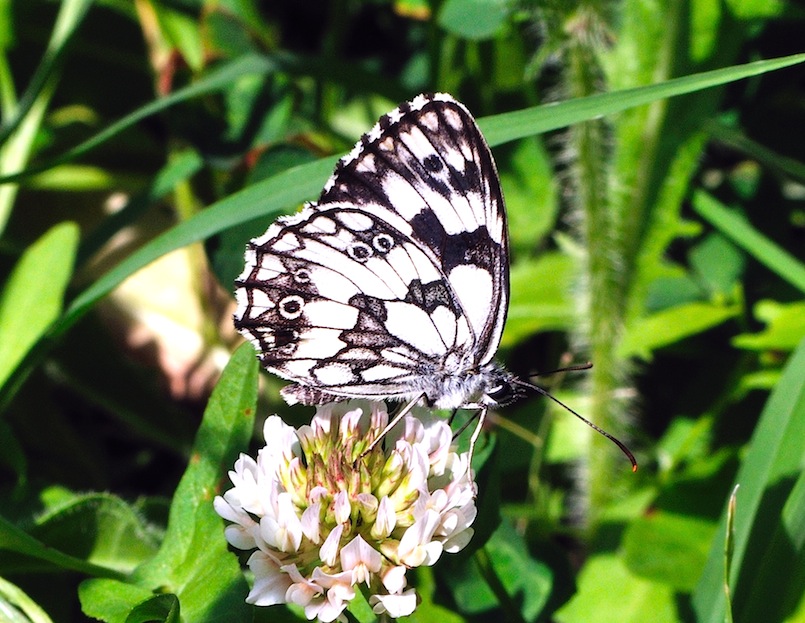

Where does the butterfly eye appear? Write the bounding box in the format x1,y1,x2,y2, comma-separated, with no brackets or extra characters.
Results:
487,382,514,404
372,234,394,253
347,242,373,262
278,295,305,320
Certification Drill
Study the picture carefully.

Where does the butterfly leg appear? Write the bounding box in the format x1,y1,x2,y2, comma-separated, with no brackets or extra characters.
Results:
466,406,487,476
359,393,426,460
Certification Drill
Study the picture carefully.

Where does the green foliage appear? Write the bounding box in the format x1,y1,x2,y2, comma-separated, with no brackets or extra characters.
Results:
0,222,78,389
693,337,805,623
0,1,803,622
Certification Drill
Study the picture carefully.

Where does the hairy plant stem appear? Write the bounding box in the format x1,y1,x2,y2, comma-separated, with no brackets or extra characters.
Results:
565,14,630,529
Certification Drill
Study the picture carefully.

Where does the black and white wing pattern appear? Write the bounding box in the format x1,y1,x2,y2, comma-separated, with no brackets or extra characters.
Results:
235,93,519,410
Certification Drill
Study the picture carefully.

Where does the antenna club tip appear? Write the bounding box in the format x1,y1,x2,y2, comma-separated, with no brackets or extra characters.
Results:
631,463,638,473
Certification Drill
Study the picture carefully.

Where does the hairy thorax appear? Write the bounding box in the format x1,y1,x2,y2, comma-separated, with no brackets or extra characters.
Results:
415,360,517,410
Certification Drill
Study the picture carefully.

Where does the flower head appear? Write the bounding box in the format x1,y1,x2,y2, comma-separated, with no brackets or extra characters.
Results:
214,401,477,621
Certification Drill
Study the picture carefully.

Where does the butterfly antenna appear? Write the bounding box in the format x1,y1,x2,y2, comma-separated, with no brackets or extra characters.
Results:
531,361,593,377
519,378,637,472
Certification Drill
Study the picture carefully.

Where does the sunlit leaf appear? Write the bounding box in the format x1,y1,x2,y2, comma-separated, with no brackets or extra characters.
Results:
128,343,257,621
79,579,158,623
555,553,677,623
0,222,78,389
503,252,576,347
622,511,718,591
733,300,805,352
619,301,741,360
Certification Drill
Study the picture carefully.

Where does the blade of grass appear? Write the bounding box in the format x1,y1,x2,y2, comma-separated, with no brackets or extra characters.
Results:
0,0,95,233
1,52,802,187
75,149,204,266
479,53,805,146
0,78,56,232
706,121,805,183
0,576,55,623
692,191,805,294
0,53,279,184
1,54,804,412
61,53,805,330
692,337,805,622
0,0,93,146
724,485,739,623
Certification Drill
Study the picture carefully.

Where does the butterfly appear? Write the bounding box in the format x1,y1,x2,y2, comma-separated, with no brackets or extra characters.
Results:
234,92,638,470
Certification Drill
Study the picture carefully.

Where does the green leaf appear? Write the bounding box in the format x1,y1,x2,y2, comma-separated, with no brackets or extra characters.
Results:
438,0,508,40
126,593,181,623
79,579,159,623
689,233,745,297
0,513,124,579
733,300,805,352
24,164,116,190
503,252,576,347
554,553,677,623
156,6,204,71
692,191,805,294
692,337,805,623
498,138,559,255
27,493,160,574
127,343,258,622
725,0,786,18
444,521,552,620
735,369,782,394
619,301,741,360
0,221,79,389
622,511,718,591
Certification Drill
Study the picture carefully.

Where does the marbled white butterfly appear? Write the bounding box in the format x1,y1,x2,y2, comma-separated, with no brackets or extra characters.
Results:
234,92,636,468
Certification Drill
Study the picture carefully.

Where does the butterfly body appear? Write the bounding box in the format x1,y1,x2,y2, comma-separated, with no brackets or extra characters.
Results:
235,93,519,415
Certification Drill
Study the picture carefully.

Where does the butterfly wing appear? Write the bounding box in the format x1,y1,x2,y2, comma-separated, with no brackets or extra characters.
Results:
235,205,476,405
314,93,509,365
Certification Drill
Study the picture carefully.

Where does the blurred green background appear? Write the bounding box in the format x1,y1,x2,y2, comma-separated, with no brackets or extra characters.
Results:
0,1,804,622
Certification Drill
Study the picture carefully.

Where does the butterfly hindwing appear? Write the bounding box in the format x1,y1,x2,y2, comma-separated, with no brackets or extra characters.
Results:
315,93,509,365
235,205,475,404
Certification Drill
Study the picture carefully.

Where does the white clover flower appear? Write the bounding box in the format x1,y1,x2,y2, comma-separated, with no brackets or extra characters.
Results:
214,400,477,622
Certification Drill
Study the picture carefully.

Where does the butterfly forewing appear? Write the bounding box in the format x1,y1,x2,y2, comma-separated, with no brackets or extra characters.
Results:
235,93,511,408
316,93,509,364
